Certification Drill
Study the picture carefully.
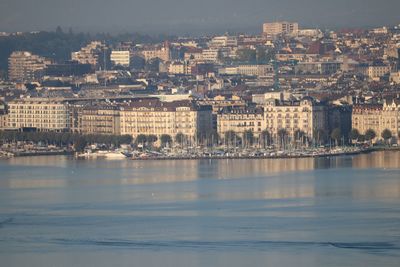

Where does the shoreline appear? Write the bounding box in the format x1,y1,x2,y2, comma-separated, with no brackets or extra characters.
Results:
2,146,399,161
129,148,370,161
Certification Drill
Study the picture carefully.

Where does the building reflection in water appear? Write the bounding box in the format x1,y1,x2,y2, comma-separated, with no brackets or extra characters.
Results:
0,151,399,201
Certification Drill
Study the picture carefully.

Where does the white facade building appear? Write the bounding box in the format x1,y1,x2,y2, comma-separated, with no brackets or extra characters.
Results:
110,50,130,67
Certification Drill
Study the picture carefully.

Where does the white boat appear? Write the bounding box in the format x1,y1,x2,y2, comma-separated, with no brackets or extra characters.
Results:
103,151,128,159
76,150,127,159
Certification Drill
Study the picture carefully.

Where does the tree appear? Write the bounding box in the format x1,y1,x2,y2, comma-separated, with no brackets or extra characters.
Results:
206,130,219,147
243,130,254,148
224,130,237,147
146,135,158,147
330,128,342,146
381,129,392,144
358,135,366,142
74,137,87,152
260,130,272,148
313,129,325,145
236,49,256,63
175,132,186,146
256,47,275,64
365,129,376,142
145,58,161,72
294,129,307,145
136,134,147,147
160,134,172,148
119,135,133,145
349,129,360,142
277,128,289,148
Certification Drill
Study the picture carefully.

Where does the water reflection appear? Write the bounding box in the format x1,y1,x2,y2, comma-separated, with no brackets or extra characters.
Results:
0,151,399,201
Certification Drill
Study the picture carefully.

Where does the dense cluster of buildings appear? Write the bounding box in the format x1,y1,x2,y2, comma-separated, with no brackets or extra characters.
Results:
1,21,400,145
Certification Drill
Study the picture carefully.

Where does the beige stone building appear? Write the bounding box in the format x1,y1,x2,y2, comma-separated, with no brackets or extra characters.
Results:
366,64,390,80
352,99,400,142
140,43,170,62
168,61,191,75
217,106,265,138
382,98,400,139
79,105,121,135
264,97,326,140
8,51,51,82
6,99,70,132
352,104,382,137
120,99,212,139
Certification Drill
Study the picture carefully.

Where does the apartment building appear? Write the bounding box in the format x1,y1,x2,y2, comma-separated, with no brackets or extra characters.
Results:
359,63,391,80
184,48,203,61
8,51,51,82
220,65,273,77
119,99,212,139
110,50,130,67
367,64,391,80
263,21,299,36
352,104,382,137
264,97,326,139
209,36,238,48
295,62,342,75
79,105,121,135
140,43,170,62
201,48,219,62
6,99,70,132
71,41,108,69
353,98,400,142
168,61,191,75
381,98,400,139
217,106,265,138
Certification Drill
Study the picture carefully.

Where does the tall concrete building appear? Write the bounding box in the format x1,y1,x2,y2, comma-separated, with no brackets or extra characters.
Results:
8,51,51,82
263,21,299,36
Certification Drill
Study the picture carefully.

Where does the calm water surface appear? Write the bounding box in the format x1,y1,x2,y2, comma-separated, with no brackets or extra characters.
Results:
0,151,400,266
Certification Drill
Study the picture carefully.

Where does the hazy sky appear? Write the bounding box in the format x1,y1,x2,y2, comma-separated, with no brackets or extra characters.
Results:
0,0,399,34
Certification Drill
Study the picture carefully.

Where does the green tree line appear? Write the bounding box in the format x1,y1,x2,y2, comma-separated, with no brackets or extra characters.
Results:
0,131,132,147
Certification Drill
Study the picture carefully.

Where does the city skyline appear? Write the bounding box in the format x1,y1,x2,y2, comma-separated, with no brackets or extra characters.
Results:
0,0,400,34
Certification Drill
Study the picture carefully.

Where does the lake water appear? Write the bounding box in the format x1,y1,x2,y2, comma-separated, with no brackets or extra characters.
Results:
0,151,400,267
